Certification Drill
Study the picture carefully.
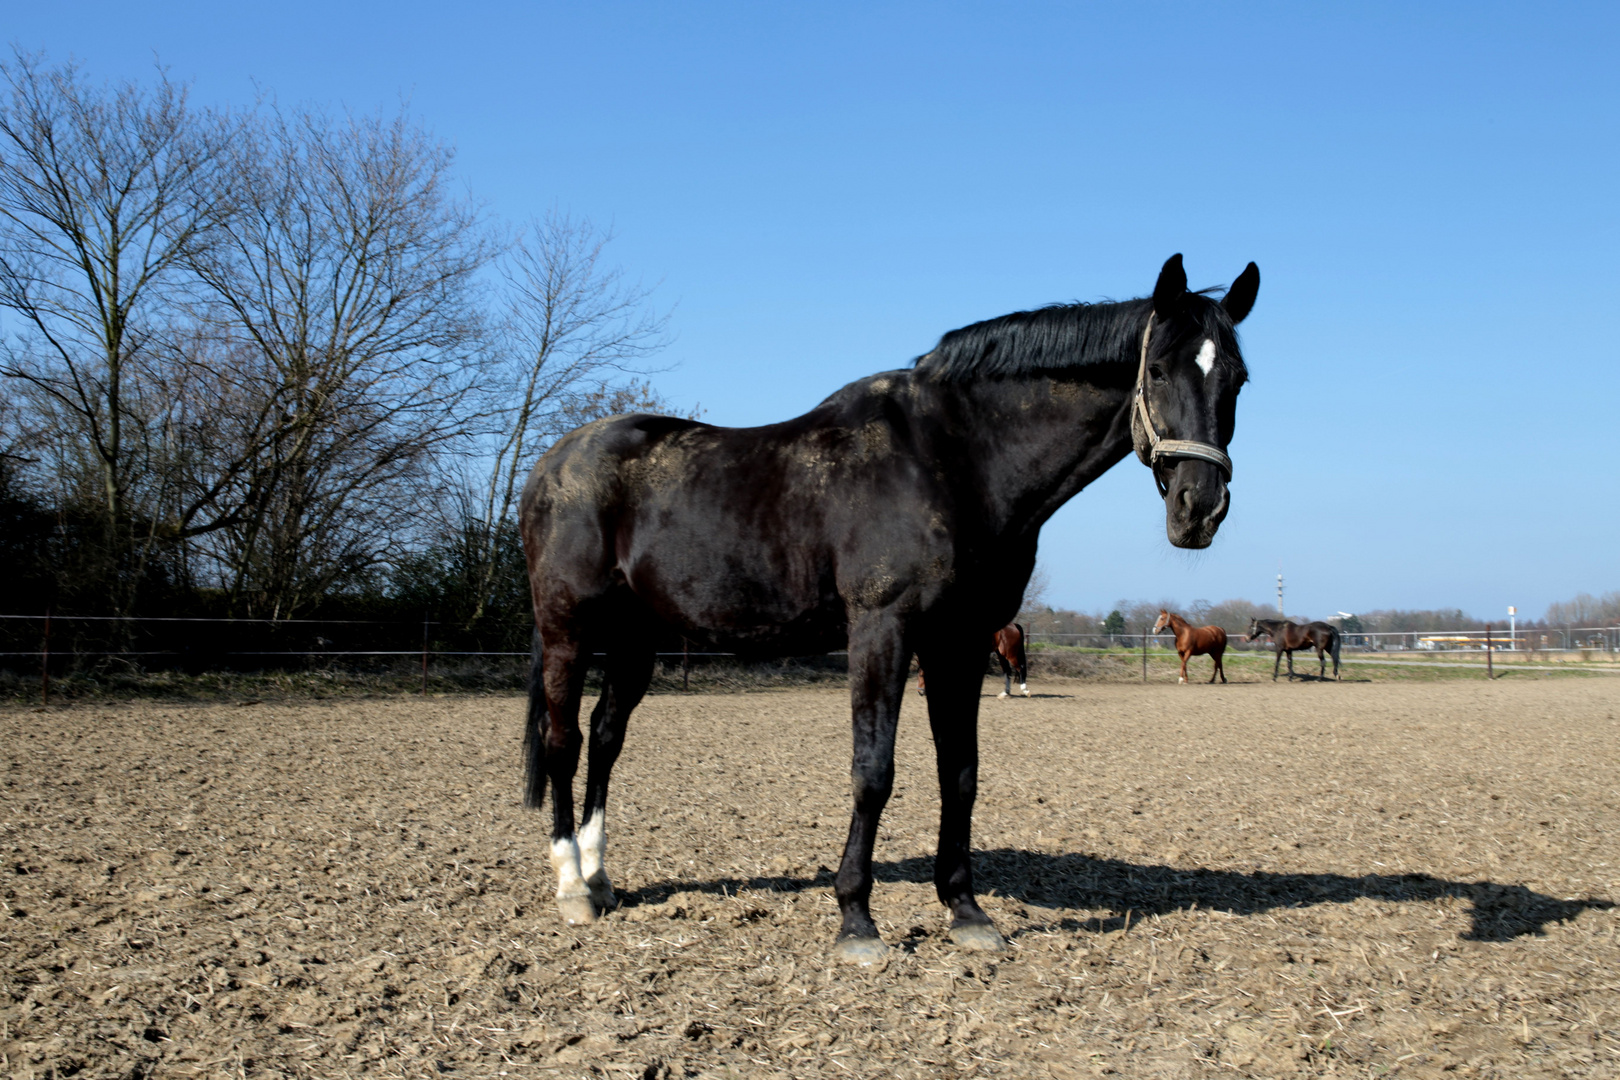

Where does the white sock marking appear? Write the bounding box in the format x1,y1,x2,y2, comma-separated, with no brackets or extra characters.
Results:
1194,338,1217,377
550,837,587,898
578,814,607,883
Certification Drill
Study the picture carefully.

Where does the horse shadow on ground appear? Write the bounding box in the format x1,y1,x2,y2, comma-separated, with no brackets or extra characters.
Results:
615,849,1610,943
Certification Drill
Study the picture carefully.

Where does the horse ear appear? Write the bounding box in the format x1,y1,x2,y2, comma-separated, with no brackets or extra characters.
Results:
1152,254,1186,319
1222,262,1260,324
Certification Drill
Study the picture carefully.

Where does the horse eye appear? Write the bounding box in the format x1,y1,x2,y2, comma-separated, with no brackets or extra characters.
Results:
1148,365,1165,381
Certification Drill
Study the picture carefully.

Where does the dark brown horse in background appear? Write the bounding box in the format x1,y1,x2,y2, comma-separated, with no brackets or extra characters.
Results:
1248,618,1341,681
1152,610,1227,684
918,622,1030,698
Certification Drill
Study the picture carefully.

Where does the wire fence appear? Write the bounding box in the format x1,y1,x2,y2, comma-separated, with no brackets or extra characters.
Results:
3,613,1616,702
1022,626,1620,653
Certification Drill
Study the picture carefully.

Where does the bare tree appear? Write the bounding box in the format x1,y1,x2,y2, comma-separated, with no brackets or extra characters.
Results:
185,103,489,617
0,50,231,609
452,213,673,623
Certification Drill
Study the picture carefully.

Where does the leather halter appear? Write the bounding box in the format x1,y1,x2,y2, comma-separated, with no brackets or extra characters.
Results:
1132,313,1233,489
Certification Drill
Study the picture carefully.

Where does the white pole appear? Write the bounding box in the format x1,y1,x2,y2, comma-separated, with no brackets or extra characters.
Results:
1508,606,1516,650
1277,571,1284,615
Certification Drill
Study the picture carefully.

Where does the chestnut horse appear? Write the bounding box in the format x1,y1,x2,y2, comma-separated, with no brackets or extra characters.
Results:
519,255,1257,964
917,622,1030,698
1247,617,1341,681
1151,610,1227,684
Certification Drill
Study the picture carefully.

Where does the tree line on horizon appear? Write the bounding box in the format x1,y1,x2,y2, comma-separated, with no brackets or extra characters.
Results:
1017,594,1618,640
0,51,683,656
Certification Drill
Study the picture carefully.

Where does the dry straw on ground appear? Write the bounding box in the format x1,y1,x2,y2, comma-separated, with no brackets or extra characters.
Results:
3,676,1618,1078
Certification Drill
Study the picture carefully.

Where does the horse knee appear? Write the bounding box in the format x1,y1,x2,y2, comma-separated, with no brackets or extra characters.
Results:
850,766,894,811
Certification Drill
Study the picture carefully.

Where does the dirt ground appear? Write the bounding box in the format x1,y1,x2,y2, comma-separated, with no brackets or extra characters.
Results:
4,675,1619,1079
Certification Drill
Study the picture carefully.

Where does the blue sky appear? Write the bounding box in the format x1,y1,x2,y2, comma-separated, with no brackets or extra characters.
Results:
10,3,1618,621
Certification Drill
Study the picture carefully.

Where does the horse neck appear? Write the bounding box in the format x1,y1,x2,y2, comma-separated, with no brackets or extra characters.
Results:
916,359,1138,538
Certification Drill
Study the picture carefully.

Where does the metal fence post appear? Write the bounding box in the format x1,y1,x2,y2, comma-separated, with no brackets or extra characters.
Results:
41,608,51,707
421,615,431,696
1485,623,1493,679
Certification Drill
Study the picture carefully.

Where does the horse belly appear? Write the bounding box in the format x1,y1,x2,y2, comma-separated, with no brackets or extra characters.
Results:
619,522,844,655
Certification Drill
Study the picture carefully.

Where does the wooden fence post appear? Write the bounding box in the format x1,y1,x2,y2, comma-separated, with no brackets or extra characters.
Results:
1485,623,1493,679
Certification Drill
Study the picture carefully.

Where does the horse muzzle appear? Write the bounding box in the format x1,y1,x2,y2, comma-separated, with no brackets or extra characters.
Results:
1162,459,1229,549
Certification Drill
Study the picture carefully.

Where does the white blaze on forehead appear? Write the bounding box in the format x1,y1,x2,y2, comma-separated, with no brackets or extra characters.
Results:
1194,338,1217,377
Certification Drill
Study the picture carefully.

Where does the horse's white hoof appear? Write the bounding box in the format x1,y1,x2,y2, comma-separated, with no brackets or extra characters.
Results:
1021,688,1030,697
997,691,1008,699
832,937,889,967
948,922,1006,951
557,894,597,925
1178,676,1187,685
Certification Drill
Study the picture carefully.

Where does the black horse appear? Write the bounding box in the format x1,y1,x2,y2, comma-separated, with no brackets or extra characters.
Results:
1248,617,1342,681
520,254,1258,964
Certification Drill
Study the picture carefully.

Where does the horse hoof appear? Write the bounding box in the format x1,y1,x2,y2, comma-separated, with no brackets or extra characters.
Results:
948,922,1006,952
831,936,889,967
997,691,1008,699
587,881,618,911
557,895,597,926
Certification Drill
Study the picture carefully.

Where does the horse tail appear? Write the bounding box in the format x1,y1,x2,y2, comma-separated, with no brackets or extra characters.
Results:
1331,626,1342,680
522,627,549,810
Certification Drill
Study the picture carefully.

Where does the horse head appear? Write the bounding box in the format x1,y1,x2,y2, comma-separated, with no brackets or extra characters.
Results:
1152,610,1172,635
1134,255,1258,549
1246,617,1268,643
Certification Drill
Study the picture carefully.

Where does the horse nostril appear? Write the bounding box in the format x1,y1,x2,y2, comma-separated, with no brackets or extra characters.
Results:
1179,486,1196,514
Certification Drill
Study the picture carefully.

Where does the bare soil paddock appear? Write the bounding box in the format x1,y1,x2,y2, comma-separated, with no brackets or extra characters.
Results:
4,678,1618,1079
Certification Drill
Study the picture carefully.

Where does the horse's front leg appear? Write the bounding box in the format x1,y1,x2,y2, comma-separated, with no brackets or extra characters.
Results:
919,636,1005,953
831,613,910,965
1272,646,1282,681
1178,650,1189,684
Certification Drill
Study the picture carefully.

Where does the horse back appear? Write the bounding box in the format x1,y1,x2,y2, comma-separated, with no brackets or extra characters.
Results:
518,382,974,650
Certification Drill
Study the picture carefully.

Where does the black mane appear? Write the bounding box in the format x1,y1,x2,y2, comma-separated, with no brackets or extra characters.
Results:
914,298,1150,381
914,292,1242,382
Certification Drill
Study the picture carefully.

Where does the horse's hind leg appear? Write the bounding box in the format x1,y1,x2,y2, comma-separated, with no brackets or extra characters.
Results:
531,630,595,924
578,637,655,913
1210,645,1226,684
997,652,1012,699
1272,647,1282,681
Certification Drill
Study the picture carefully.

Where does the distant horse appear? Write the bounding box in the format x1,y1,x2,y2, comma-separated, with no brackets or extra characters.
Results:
519,254,1258,964
1248,618,1341,681
917,622,1030,698
1152,609,1227,684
